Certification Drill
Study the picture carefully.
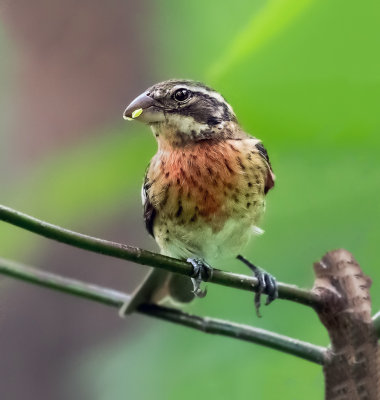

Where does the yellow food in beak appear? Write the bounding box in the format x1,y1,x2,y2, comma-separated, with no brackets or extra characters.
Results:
123,108,143,121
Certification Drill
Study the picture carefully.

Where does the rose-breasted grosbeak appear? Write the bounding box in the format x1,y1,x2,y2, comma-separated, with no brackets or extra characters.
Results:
120,79,276,316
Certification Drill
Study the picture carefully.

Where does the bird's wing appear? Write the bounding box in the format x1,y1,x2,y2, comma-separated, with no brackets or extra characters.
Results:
141,164,157,238
255,142,275,194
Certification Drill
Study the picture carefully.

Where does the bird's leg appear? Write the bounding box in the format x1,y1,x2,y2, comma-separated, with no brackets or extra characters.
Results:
237,255,278,317
187,258,213,298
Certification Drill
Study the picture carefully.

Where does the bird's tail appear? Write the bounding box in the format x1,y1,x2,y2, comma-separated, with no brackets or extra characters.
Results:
119,269,195,316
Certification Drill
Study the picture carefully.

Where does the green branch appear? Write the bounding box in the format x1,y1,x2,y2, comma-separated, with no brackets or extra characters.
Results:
0,205,318,307
0,256,326,365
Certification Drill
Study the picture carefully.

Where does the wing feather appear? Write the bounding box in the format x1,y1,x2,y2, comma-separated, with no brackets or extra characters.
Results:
142,165,157,238
255,142,275,194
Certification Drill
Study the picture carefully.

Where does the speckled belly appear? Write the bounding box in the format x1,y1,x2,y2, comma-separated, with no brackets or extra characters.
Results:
146,139,269,260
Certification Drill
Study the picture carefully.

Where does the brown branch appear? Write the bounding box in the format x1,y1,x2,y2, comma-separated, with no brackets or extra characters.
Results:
312,249,380,399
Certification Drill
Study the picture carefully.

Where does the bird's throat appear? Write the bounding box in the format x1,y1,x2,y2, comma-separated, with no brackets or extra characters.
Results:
150,119,242,150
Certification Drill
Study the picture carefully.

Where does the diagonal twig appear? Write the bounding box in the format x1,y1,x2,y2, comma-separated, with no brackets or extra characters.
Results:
0,256,327,365
0,205,319,307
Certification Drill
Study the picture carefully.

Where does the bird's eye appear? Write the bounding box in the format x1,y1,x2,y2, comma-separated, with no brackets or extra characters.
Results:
173,88,190,102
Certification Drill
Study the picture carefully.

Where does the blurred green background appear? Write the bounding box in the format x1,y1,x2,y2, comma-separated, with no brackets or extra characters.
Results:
1,0,379,399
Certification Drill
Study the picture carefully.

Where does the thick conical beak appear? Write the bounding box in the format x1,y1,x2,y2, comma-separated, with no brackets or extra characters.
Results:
123,92,165,123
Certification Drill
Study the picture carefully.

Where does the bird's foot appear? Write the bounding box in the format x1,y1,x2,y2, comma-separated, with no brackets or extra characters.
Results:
187,258,213,298
237,254,278,317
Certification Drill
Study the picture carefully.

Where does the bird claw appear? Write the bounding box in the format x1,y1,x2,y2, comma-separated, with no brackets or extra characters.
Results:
187,258,213,298
237,254,278,317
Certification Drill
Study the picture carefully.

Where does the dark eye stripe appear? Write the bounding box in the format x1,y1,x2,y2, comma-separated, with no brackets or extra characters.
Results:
191,91,236,122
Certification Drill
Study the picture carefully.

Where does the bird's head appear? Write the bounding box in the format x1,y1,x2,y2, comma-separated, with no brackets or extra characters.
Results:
123,79,240,147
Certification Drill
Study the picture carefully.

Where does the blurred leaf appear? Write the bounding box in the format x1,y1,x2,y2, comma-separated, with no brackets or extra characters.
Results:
208,0,380,148
207,0,315,81
153,0,266,78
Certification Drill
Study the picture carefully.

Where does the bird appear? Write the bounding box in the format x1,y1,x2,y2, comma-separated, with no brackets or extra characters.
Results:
120,79,277,316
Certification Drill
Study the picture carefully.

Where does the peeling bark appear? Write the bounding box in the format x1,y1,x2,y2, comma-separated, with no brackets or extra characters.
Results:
313,249,380,399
